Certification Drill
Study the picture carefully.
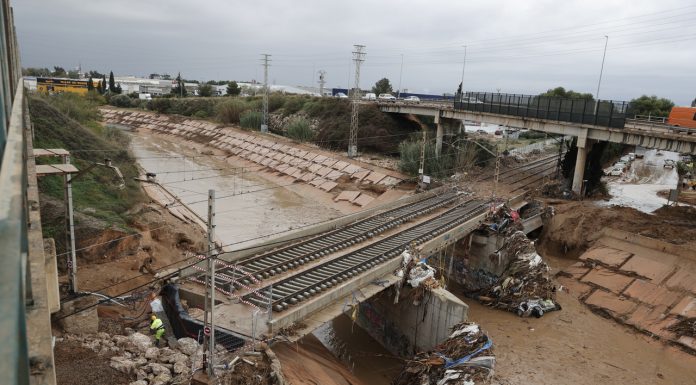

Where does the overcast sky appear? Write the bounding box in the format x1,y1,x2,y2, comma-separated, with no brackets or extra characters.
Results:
12,0,696,105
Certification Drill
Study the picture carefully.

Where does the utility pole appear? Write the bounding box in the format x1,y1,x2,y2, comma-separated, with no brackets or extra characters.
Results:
594,35,609,114
419,129,427,179
397,54,404,99
318,70,326,97
460,45,467,102
348,44,366,158
202,189,216,378
63,153,77,293
261,54,271,133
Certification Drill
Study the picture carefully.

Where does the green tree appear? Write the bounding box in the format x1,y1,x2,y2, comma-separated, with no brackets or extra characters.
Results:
626,95,675,117
23,67,51,77
100,75,107,94
539,86,594,100
87,76,95,91
51,66,67,77
108,71,116,93
198,83,213,97
691,97,696,108
372,78,393,95
226,81,241,96
88,70,104,78
113,83,122,94
172,72,187,97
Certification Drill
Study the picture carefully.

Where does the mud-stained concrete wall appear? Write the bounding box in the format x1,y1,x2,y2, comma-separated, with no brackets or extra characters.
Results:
355,286,468,356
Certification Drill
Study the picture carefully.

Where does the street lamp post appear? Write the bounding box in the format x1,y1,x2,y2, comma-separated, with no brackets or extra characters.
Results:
397,54,404,99
460,45,467,100
594,35,609,114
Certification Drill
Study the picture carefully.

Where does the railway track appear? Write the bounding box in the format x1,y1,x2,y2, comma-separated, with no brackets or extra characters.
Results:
210,189,465,288
243,199,487,311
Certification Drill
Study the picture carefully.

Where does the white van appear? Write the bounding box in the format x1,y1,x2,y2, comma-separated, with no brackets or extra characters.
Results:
362,92,377,101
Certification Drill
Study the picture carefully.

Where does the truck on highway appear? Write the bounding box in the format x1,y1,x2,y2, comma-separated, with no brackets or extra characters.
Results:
667,106,696,129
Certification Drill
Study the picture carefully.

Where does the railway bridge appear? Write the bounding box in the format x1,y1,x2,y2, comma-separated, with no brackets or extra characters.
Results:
378,93,696,193
180,188,541,348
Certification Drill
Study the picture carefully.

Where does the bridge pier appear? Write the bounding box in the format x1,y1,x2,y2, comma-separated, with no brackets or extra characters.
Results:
435,115,444,158
571,133,593,194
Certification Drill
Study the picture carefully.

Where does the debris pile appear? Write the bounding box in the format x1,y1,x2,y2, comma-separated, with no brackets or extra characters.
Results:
478,231,560,317
395,245,441,305
57,330,269,385
539,180,575,199
669,318,696,339
392,322,495,385
478,204,523,235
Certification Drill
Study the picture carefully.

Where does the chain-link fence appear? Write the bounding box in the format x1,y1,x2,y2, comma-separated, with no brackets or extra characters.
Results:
454,92,628,128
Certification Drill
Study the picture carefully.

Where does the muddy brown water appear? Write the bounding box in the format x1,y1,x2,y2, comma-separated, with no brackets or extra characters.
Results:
130,131,342,251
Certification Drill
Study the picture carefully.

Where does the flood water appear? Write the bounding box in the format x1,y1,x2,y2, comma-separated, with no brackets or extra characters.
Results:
312,314,403,385
129,131,342,250
600,149,679,213
130,130,400,383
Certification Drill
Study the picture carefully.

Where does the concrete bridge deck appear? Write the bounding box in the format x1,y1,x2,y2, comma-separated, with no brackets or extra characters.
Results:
378,101,696,194
180,191,496,339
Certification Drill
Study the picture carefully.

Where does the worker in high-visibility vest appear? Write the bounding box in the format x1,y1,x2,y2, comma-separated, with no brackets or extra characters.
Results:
150,314,165,347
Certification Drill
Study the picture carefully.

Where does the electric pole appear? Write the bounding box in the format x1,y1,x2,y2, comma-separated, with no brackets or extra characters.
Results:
594,35,609,115
348,44,366,158
318,70,326,97
419,128,427,179
397,54,404,99
261,54,271,133
202,189,216,378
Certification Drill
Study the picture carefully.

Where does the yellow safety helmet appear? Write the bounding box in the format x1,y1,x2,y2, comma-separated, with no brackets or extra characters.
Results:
151,315,157,321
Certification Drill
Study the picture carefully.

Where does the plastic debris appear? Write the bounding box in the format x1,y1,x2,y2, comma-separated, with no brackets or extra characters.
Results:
393,322,495,385
478,231,560,317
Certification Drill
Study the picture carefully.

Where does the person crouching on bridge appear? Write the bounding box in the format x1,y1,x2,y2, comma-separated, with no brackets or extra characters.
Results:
150,314,165,347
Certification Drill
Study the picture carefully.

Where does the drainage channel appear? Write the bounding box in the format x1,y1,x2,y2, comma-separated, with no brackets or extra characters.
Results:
244,199,487,311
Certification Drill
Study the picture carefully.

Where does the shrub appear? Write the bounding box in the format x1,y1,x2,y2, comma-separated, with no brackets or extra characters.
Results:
303,101,323,116
110,94,132,108
240,111,263,130
149,98,172,113
216,99,247,124
193,110,209,118
40,92,101,124
286,118,314,141
268,94,284,112
398,139,454,178
282,97,307,116
519,130,546,140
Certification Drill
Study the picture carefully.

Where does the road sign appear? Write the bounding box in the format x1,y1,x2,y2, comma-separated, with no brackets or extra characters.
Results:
203,326,211,336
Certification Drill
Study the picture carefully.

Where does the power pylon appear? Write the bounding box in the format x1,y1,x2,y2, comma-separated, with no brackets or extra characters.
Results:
348,45,365,158
261,54,271,133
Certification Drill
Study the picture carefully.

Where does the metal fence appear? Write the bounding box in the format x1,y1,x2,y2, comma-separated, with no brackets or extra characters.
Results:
0,1,30,384
454,92,628,128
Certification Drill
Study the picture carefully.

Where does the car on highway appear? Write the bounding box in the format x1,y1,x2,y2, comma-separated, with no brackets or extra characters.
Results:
403,96,420,104
335,92,348,98
627,152,636,161
620,155,631,163
378,93,397,102
461,96,484,104
664,159,676,169
361,92,376,101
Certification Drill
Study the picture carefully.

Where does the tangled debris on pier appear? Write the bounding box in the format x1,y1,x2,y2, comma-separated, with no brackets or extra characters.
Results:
392,322,495,385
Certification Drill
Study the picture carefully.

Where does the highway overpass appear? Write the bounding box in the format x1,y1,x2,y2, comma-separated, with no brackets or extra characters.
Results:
378,95,696,193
